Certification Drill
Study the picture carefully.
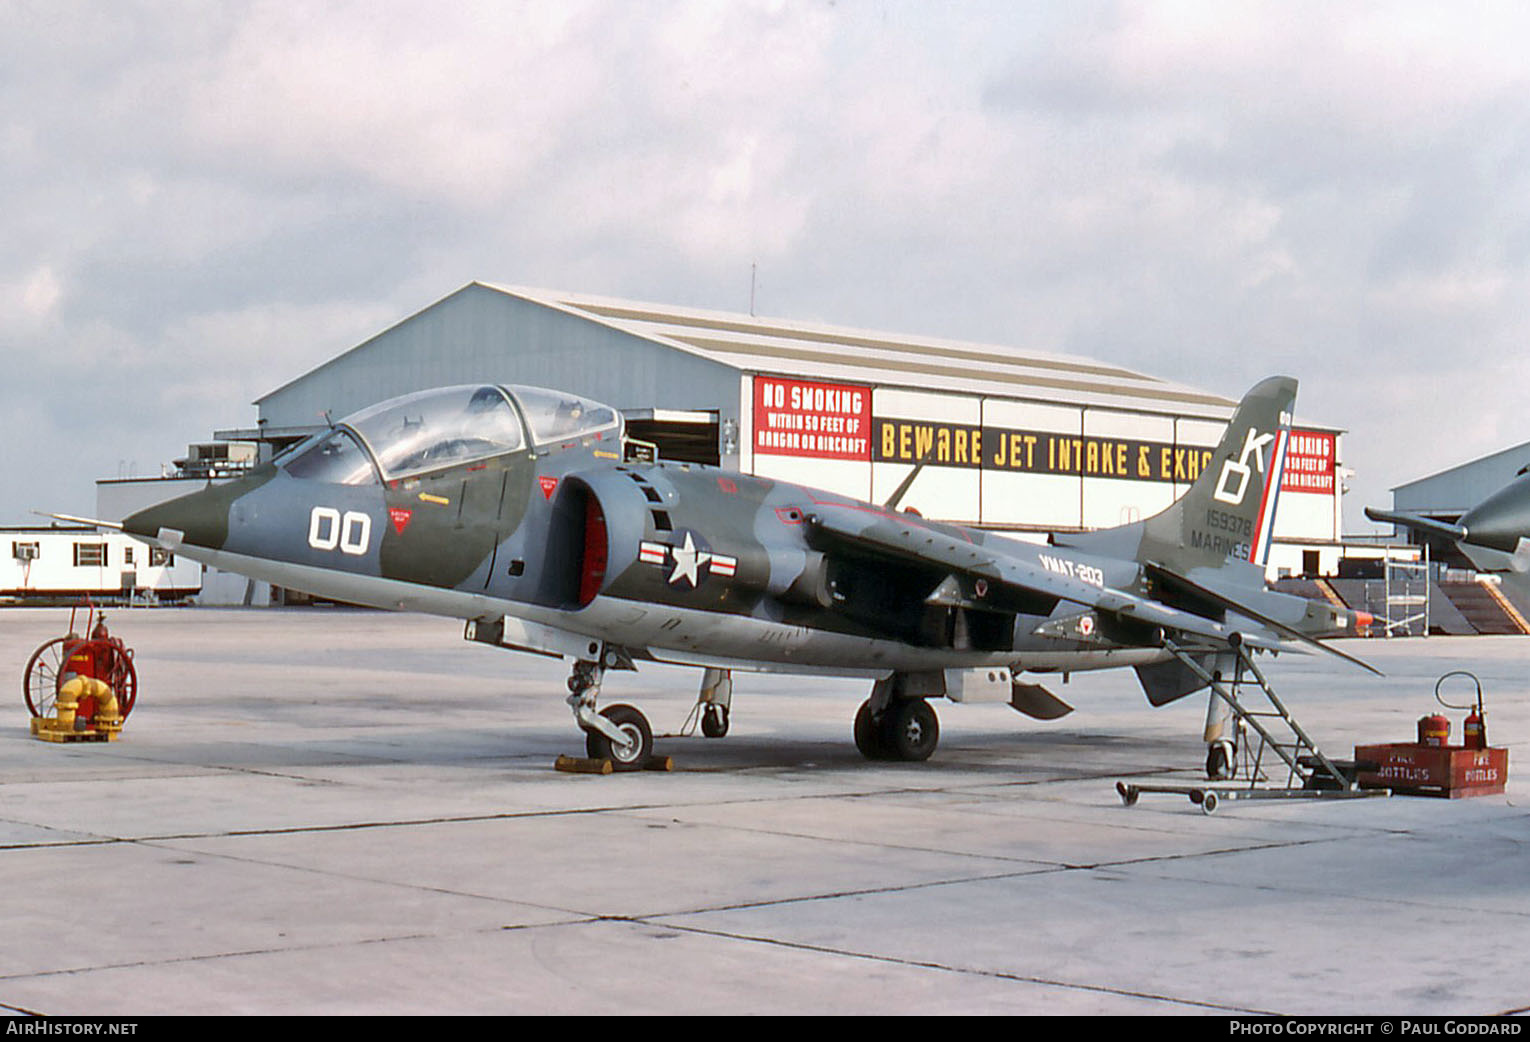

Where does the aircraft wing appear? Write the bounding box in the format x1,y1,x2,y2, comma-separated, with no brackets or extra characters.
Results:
1364,506,1467,542
802,504,1283,652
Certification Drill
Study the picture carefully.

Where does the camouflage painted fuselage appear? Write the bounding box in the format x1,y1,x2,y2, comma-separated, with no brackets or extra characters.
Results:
123,379,1357,683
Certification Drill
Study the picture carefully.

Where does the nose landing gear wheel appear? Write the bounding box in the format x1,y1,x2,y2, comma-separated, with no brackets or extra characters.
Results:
584,704,653,770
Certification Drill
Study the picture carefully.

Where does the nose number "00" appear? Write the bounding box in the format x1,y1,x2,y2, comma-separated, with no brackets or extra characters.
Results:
308,507,371,555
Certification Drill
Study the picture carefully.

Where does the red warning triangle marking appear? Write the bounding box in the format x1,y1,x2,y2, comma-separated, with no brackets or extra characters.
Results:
389,507,413,534
538,475,558,500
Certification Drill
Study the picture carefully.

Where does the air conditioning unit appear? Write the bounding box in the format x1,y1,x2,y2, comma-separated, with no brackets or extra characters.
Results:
12,542,39,561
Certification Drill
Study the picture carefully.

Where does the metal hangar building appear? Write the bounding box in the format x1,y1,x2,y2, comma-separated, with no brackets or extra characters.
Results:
230,282,1343,578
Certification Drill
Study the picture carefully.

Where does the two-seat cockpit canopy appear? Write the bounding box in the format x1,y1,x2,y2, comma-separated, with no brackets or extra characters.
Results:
280,385,622,486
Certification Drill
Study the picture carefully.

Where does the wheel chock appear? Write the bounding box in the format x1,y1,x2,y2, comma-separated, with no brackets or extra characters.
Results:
555,755,615,774
554,754,674,774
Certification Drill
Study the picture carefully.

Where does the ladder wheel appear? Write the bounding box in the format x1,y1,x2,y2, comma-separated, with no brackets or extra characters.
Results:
22,637,70,719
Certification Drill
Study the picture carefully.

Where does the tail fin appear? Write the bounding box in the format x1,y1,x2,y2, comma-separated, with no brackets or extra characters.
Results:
1053,376,1296,575
1141,375,1295,573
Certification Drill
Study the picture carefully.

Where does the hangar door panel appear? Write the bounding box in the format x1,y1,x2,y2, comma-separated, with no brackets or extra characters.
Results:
872,389,981,523
980,399,1083,529
1080,409,1177,529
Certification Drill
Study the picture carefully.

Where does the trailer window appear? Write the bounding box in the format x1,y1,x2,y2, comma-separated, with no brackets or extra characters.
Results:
73,543,107,567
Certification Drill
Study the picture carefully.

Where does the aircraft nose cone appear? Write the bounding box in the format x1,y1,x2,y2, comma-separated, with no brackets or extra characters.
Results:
122,479,249,551
1459,476,1530,553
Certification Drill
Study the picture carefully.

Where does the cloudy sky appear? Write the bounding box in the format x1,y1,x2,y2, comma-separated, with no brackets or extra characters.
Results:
5,0,1530,531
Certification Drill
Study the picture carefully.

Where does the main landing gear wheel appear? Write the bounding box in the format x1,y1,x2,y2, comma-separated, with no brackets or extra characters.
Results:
854,700,882,759
854,698,940,762
584,704,653,770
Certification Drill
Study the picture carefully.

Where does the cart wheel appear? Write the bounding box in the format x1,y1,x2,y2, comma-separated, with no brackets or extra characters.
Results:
1201,791,1220,815
22,637,72,719
98,640,137,718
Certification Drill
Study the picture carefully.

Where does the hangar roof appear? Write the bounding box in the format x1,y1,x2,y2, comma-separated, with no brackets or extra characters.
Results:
1391,439,1530,514
483,283,1239,419
255,282,1341,435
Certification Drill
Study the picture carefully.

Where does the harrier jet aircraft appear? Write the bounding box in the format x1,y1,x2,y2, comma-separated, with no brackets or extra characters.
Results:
113,375,1365,770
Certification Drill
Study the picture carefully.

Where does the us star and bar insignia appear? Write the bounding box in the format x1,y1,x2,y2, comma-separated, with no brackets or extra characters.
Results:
639,532,738,588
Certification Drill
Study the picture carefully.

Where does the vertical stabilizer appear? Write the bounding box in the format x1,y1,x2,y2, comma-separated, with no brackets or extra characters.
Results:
1051,376,1297,578
1141,375,1296,574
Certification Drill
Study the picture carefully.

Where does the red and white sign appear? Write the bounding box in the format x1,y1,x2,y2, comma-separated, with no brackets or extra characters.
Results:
753,376,871,460
1282,429,1335,495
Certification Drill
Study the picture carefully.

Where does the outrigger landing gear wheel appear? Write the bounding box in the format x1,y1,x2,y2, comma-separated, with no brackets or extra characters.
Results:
700,703,730,738
584,704,654,770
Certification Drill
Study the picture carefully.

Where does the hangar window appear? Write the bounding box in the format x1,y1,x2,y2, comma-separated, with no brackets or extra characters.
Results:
283,429,380,486
347,385,527,479
510,386,620,448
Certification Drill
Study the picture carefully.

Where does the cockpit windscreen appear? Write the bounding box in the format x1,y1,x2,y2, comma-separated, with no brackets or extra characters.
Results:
282,429,379,485
344,385,526,479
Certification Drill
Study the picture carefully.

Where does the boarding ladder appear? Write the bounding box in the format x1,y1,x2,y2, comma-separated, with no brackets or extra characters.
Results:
1117,636,1385,813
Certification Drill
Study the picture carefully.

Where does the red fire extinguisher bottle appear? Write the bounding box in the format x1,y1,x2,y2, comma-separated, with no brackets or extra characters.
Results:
1464,707,1487,749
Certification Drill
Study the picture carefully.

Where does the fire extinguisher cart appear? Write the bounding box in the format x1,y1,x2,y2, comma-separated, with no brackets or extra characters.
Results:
22,600,138,742
1353,671,1509,799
